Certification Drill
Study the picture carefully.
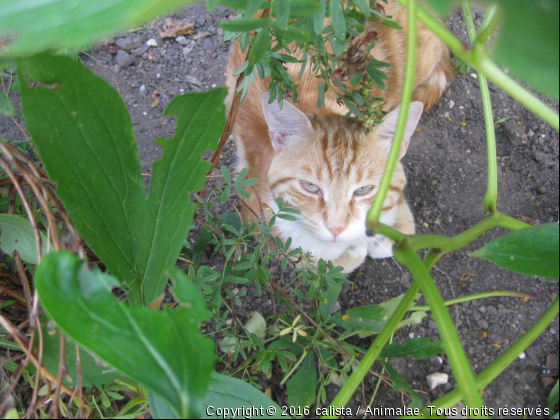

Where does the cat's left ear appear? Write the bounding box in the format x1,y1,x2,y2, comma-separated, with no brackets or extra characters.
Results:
262,92,313,151
376,102,424,159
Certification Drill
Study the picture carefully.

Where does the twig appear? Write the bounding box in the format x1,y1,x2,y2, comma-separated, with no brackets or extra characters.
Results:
50,333,67,419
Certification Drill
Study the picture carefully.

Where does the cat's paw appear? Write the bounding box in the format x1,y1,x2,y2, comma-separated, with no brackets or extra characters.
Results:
367,235,394,259
332,244,368,274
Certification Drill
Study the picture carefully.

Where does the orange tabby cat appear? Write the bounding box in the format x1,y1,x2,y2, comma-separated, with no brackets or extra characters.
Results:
225,0,452,273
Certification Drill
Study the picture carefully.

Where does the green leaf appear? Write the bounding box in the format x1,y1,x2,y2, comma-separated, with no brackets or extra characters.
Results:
287,354,317,409
150,372,286,419
550,380,559,415
271,23,312,43
0,214,48,265
207,0,220,12
319,283,342,321
0,338,20,351
493,0,559,100
381,361,422,409
352,0,371,17
220,212,243,232
422,0,458,17
472,224,559,279
35,251,214,419
19,54,227,305
342,305,386,331
249,28,272,65
220,18,270,32
317,81,325,108
0,92,15,116
380,338,445,360
329,0,346,40
314,0,327,35
273,0,291,28
290,0,321,17
37,321,123,387
0,0,199,59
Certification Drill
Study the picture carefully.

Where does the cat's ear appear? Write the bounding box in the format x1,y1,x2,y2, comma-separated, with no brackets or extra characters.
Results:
262,92,313,151
376,102,423,159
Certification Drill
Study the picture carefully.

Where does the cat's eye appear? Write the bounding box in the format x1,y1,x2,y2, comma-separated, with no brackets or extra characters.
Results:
301,181,322,194
354,185,375,196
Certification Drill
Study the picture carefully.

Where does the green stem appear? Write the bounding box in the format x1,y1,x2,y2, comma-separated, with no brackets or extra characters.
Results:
409,212,530,252
461,0,498,214
324,281,421,418
410,290,536,312
280,349,307,386
415,296,559,416
367,0,418,227
474,2,501,46
393,242,487,417
397,0,560,132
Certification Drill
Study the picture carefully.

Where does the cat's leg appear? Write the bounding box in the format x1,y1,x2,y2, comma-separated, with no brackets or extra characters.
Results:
368,200,415,259
332,243,368,274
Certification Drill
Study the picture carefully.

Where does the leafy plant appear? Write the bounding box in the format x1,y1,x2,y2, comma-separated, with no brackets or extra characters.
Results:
0,0,558,418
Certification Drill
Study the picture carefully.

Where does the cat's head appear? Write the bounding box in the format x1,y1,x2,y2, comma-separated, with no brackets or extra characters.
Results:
262,92,422,243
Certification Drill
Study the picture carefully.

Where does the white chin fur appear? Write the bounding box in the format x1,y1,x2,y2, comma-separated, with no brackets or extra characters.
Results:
268,201,399,264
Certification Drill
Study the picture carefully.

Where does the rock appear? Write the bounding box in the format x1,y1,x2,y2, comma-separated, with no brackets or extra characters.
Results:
518,351,526,360
185,75,203,89
116,35,143,50
537,186,548,194
487,305,498,316
546,354,559,370
132,44,150,56
146,38,158,47
429,355,443,372
203,38,215,52
427,372,449,389
176,35,189,46
182,40,195,55
115,50,134,67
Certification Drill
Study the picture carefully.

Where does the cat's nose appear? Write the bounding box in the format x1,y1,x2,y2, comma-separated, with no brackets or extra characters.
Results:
327,225,346,239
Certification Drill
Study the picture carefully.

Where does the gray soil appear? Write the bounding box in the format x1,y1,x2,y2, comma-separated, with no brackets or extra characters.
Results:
1,1,558,418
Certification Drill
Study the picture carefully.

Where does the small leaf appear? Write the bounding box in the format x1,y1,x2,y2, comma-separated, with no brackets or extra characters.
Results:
353,0,371,16
287,354,317,408
271,22,312,43
317,81,325,108
0,92,15,116
219,18,269,32
381,361,422,409
249,27,271,65
273,0,290,28
290,0,321,17
0,214,48,265
314,0,327,35
221,166,231,184
380,338,445,360
472,224,559,279
329,0,346,40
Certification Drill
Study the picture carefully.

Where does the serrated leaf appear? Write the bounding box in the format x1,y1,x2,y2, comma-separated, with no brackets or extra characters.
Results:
0,0,200,59
0,214,48,265
35,251,214,419
380,338,445,360
19,54,226,305
472,224,559,279
220,18,269,32
287,354,317,408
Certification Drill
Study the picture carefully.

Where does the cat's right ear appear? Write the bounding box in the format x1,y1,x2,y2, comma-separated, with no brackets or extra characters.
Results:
376,102,423,159
262,92,313,151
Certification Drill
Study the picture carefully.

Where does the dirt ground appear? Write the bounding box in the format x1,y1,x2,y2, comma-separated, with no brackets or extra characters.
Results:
1,1,559,418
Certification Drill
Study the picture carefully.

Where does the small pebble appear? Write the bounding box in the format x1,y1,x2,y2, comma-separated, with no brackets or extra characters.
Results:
146,39,158,47
427,373,449,389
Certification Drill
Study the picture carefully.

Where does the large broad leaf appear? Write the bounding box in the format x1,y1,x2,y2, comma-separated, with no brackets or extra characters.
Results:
0,0,199,59
35,251,214,419
492,0,559,100
0,214,48,265
380,338,445,360
37,320,123,387
472,224,559,279
424,0,559,100
287,354,317,409
150,373,286,419
19,54,227,305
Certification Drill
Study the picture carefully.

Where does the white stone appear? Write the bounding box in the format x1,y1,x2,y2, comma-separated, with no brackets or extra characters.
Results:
518,352,526,360
427,372,449,389
146,38,158,47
